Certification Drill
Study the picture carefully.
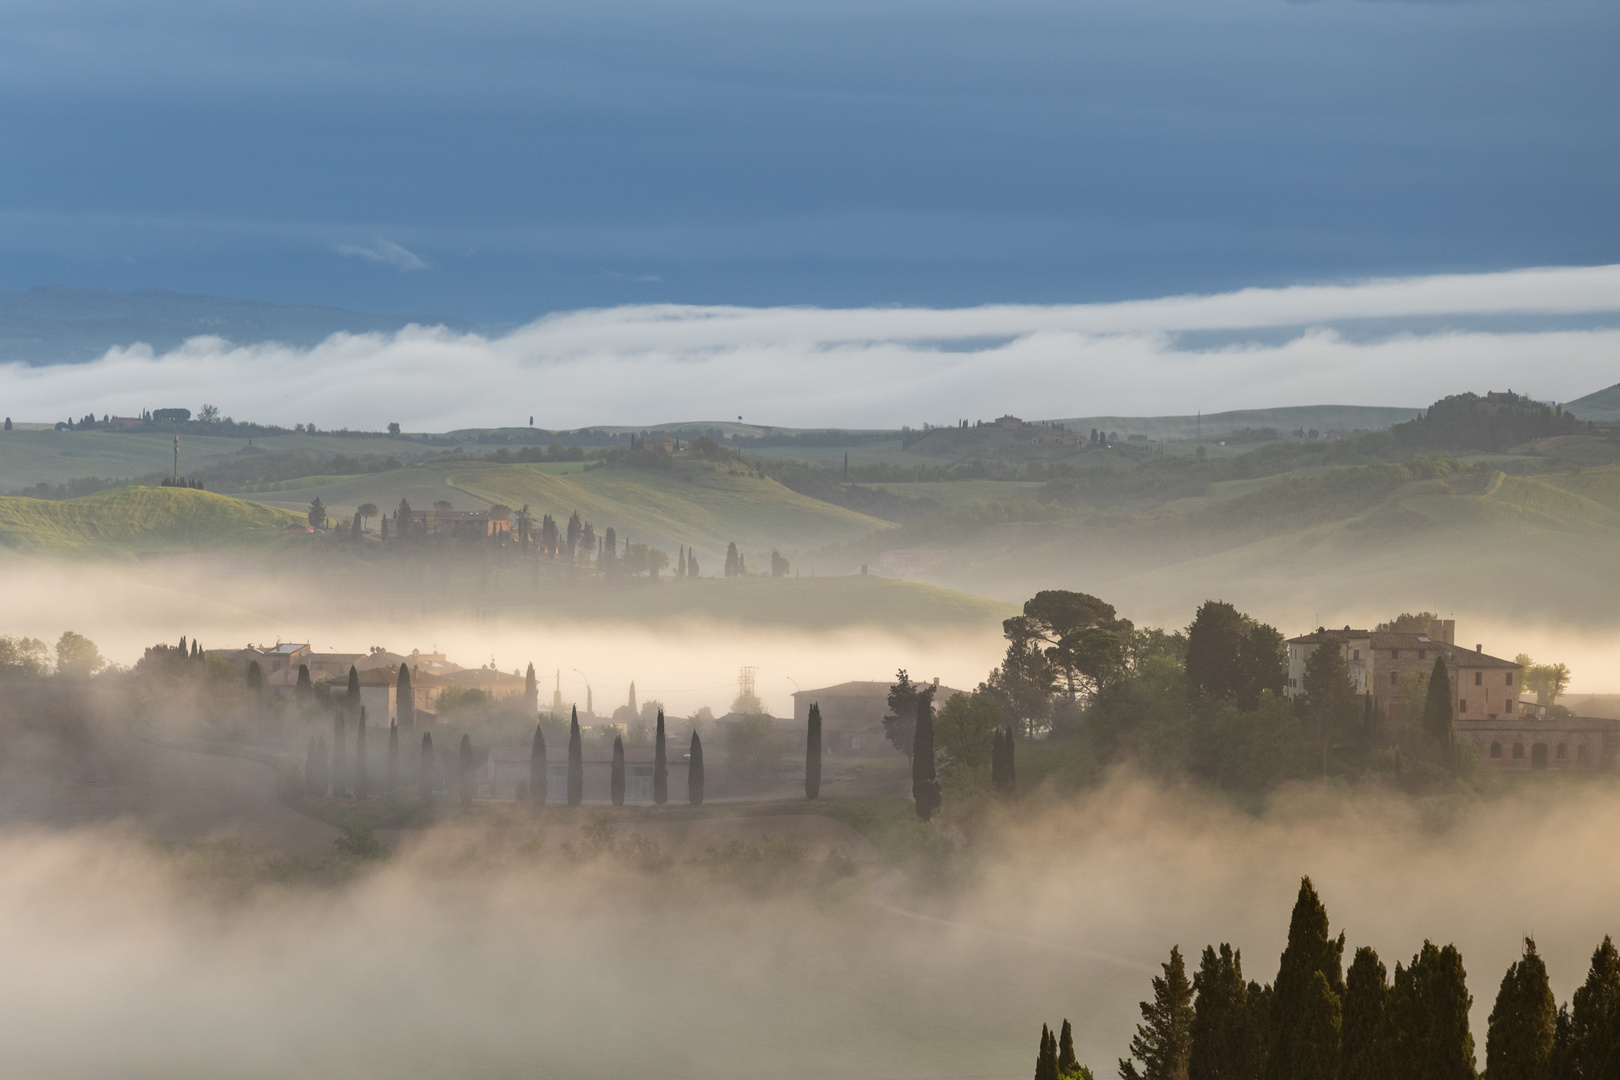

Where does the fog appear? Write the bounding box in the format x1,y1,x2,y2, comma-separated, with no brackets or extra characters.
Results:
3,265,1620,430
1,774,1619,1077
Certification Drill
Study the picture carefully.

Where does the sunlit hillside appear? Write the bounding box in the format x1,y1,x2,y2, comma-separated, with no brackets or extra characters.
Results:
0,486,301,551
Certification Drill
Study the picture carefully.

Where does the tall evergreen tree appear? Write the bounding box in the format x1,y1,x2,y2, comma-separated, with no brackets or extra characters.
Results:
688,731,705,805
347,664,360,712
1058,1019,1079,1077
458,734,474,805
1422,656,1455,767
992,727,1007,792
1265,878,1345,1080
418,732,434,798
912,697,941,821
1567,936,1620,1079
1486,938,1555,1080
1294,972,1343,1080
387,720,399,794
1190,944,1263,1080
1120,945,1195,1080
1036,1024,1058,1080
806,702,822,799
1299,640,1358,774
567,707,584,806
304,737,320,795
1389,941,1475,1080
397,663,414,730
653,710,668,805
354,707,368,798
525,663,538,711
1341,946,1392,1080
610,735,625,805
332,710,347,796
530,724,548,805
246,660,264,697
296,663,313,704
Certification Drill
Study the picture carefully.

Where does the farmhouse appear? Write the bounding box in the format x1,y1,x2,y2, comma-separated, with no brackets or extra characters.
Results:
791,678,968,755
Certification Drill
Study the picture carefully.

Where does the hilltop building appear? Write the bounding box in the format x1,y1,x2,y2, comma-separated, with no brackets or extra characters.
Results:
791,678,968,755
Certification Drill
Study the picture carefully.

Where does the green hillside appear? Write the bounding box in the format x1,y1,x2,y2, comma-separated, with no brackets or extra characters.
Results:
1563,381,1620,422
0,486,301,551
252,459,893,557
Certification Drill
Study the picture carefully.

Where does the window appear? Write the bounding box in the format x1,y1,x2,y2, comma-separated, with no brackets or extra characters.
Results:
1506,672,1514,686
1459,699,1468,713
1557,744,1567,760
1391,649,1399,659
1352,649,1360,660
1490,742,1502,759
1512,743,1524,759
1474,671,1482,686
1419,650,1426,660
1507,699,1515,713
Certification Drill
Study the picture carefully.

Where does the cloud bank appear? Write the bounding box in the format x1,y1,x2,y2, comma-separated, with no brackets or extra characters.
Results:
3,265,1617,430
334,238,430,272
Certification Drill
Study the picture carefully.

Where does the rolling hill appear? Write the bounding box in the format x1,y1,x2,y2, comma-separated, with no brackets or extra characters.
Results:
0,486,301,551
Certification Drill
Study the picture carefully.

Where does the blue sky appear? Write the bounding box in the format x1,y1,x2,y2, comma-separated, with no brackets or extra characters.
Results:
1,0,1616,323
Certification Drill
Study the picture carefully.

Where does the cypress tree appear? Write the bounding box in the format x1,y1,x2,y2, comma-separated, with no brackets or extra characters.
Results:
688,731,705,806
332,710,347,796
1191,943,1263,1080
530,724,548,805
458,734,474,805
1422,656,1454,767
347,664,360,713
567,706,584,806
1005,725,1017,797
1341,946,1392,1080
1295,972,1343,1080
387,720,399,794
246,660,263,696
396,663,414,730
1120,945,1195,1080
304,737,320,795
653,710,668,805
1549,1004,1576,1080
1265,877,1345,1080
1057,1019,1078,1077
525,662,538,712
1389,941,1476,1080
418,732,434,798
192,640,201,661
296,663,313,704
179,634,187,655
1035,1023,1058,1080
610,735,625,805
1486,938,1555,1080
806,702,822,800
1567,936,1620,1078
991,727,1006,792
911,697,940,821
354,707,368,798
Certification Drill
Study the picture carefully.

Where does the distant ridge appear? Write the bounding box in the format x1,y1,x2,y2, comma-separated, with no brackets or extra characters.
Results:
1044,404,1420,441
1563,382,1620,422
0,286,477,365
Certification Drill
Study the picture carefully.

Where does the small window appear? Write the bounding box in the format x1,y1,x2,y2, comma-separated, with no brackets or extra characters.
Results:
1419,650,1426,660
1352,649,1360,660
1459,699,1468,713
1512,743,1524,759
1507,699,1515,713
1506,672,1514,686
1391,649,1399,659
1474,671,1482,686
1490,742,1502,759
1557,744,1567,760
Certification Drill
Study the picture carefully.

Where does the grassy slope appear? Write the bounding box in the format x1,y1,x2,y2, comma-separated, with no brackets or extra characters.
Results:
0,486,301,551
449,461,893,555
0,428,437,487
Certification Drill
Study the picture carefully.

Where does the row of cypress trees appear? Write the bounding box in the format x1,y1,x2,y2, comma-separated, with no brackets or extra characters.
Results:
523,707,707,807
1086,877,1620,1080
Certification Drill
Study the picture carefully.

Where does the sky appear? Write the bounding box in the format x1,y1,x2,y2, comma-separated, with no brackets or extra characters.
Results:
0,0,1616,324
6,265,1618,429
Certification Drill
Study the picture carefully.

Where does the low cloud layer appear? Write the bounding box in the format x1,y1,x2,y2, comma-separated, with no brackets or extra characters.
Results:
3,265,1617,430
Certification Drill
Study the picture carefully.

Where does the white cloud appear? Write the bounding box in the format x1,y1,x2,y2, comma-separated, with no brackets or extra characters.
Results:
334,238,430,272
2,264,1617,430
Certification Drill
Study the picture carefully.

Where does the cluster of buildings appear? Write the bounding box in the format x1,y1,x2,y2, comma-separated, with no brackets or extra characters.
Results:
1284,619,1618,771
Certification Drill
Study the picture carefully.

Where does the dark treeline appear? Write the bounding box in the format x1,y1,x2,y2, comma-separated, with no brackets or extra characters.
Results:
1043,878,1620,1080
